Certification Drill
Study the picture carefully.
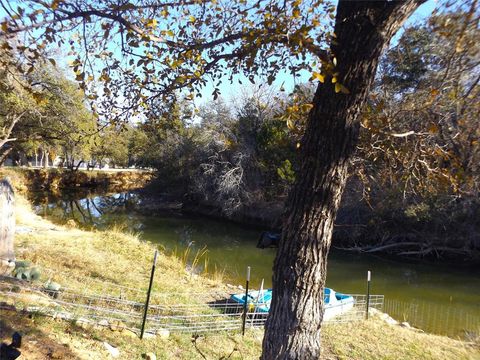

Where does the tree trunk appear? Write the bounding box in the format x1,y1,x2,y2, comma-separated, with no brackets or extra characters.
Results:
0,148,13,167
68,156,75,170
0,179,15,275
261,1,424,359
44,150,49,168
74,160,84,171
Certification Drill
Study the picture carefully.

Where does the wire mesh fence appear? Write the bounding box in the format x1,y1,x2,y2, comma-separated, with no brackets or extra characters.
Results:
0,275,384,335
384,298,480,338
3,273,478,340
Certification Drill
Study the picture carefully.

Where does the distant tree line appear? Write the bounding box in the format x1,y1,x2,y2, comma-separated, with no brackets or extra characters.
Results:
0,46,141,170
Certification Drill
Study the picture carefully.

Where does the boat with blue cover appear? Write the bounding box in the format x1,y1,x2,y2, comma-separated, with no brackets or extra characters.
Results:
230,287,354,319
231,289,272,313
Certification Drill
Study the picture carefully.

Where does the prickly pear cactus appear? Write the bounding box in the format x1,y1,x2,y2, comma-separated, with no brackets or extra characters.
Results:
13,261,41,281
0,178,15,275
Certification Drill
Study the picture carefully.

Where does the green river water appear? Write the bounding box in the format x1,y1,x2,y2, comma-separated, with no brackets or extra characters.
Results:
32,191,479,338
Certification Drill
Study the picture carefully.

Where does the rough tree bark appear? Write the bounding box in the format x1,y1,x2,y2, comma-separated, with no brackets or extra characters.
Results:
0,112,23,166
43,150,49,168
0,113,23,150
261,1,425,359
0,147,13,167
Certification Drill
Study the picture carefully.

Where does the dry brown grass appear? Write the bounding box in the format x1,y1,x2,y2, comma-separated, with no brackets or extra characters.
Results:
322,318,479,360
0,309,263,360
0,169,478,359
12,194,224,300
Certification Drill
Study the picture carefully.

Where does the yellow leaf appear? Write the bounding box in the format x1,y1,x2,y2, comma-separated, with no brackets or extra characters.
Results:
339,84,350,94
146,18,157,28
189,15,196,23
335,83,341,93
32,92,47,105
1,22,7,32
331,76,337,84
286,118,295,130
312,71,324,83
300,104,313,112
335,83,350,94
428,123,439,134
75,72,85,81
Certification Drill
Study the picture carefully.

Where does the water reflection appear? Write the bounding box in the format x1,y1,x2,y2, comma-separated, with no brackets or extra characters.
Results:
32,191,480,337
33,191,143,229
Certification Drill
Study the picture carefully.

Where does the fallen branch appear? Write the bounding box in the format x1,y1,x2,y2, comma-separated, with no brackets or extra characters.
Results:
390,130,416,138
364,242,421,253
333,242,421,253
333,241,479,261
397,248,433,256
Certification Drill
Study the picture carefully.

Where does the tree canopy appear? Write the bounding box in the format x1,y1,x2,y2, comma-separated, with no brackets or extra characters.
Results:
1,0,338,119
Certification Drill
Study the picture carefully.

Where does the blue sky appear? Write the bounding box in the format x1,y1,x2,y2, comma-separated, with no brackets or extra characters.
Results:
1,0,437,106
208,0,437,104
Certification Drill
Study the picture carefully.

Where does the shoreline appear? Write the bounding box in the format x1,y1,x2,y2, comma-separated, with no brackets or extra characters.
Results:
3,166,479,266
0,180,477,358
0,168,478,358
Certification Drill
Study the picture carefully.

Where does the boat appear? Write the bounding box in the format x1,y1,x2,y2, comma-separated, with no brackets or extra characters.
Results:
231,289,272,313
230,287,354,319
322,288,355,320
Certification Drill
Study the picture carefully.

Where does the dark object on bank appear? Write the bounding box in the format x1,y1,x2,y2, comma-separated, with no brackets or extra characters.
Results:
0,332,22,360
257,232,280,249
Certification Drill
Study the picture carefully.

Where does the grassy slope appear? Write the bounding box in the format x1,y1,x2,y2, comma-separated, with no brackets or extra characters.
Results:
322,320,479,360
0,171,478,359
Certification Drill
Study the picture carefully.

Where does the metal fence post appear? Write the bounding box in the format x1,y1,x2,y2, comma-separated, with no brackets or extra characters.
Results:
366,270,371,320
140,249,158,339
241,266,251,335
